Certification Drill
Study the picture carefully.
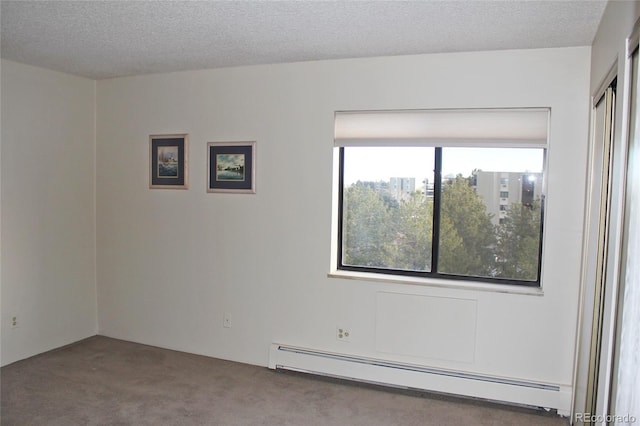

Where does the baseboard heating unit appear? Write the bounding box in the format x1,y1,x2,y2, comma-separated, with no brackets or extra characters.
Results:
269,344,571,416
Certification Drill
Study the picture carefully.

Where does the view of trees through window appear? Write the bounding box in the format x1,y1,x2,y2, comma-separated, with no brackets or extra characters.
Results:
340,146,544,284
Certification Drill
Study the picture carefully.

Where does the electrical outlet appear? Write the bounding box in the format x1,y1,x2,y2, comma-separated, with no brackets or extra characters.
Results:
223,313,231,328
336,326,351,342
11,315,18,329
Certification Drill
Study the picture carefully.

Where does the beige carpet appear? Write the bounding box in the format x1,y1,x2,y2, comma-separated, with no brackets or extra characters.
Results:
1,336,568,425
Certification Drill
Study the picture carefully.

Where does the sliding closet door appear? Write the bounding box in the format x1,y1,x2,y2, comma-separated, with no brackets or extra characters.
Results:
573,75,617,424
588,82,617,421
611,44,640,423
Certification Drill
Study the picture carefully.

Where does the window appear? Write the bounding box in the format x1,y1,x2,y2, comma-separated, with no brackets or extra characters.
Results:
334,109,548,286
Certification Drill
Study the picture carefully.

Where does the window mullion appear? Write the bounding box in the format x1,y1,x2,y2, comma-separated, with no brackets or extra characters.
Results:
431,147,442,273
337,147,346,269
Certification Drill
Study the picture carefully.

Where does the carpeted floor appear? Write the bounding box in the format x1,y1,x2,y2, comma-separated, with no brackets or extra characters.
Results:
1,336,569,425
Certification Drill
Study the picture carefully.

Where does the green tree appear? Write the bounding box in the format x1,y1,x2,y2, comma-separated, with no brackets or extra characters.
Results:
439,175,496,277
342,183,395,267
495,201,542,280
437,214,471,273
394,192,433,271
389,191,473,274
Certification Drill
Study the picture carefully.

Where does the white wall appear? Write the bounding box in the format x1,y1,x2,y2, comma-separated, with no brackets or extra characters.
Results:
96,46,591,399
1,60,97,366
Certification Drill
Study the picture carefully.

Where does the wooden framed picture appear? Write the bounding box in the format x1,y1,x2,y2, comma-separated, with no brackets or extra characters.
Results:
207,141,256,194
149,134,188,189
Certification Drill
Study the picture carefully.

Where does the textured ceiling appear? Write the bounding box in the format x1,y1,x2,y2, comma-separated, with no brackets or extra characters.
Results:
1,0,607,80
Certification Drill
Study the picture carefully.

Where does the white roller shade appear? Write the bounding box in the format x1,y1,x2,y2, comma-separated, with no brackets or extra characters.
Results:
334,108,549,148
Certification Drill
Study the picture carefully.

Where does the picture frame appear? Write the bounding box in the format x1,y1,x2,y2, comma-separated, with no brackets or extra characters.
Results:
207,141,256,194
149,134,189,189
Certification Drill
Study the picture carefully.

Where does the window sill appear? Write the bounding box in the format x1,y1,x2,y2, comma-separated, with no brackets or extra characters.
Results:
328,269,544,296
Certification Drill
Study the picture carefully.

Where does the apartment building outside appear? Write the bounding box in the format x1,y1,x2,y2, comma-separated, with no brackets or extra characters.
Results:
474,171,543,225
389,177,416,202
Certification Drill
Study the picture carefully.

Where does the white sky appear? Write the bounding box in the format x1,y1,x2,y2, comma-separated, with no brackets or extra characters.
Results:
343,147,544,185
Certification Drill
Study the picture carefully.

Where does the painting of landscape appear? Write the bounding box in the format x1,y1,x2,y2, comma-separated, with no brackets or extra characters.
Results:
216,153,245,181
157,146,179,178
207,141,255,193
149,134,188,189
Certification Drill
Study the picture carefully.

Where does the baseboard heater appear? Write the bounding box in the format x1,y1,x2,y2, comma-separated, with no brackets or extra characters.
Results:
269,344,571,416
